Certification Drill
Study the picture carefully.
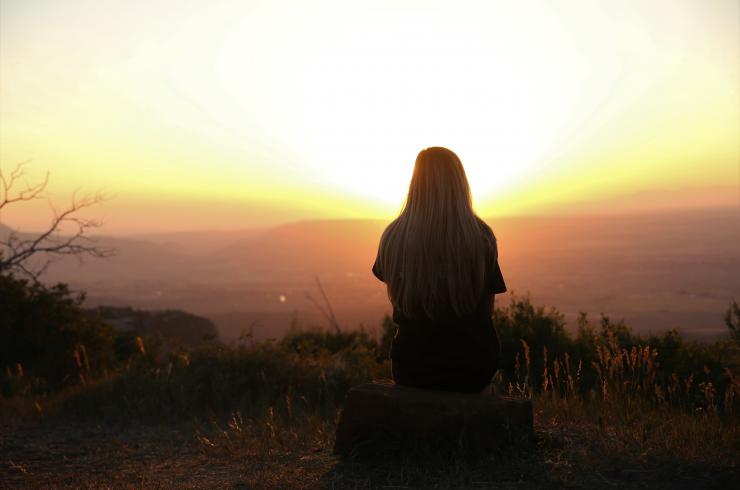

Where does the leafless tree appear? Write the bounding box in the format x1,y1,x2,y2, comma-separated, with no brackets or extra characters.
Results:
0,160,115,281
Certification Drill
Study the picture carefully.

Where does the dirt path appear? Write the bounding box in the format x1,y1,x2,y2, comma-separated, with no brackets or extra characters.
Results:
2,423,255,488
2,422,737,489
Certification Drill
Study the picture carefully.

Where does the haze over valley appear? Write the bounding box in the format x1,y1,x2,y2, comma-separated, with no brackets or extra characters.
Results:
8,206,737,343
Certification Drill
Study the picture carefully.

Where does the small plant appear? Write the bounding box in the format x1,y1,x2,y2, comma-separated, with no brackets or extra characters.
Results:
725,299,740,345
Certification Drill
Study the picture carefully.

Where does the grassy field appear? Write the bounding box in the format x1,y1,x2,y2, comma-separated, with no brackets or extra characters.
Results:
2,295,739,488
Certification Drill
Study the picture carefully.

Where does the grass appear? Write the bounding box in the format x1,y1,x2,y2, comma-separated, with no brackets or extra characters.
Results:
2,296,739,488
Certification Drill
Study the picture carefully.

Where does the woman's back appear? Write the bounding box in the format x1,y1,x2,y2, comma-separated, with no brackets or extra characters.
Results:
372,147,507,393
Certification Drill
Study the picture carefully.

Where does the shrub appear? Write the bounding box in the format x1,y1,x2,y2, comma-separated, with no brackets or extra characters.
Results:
0,273,115,395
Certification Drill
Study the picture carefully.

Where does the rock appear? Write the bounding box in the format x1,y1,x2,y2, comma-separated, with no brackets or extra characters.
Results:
333,379,533,456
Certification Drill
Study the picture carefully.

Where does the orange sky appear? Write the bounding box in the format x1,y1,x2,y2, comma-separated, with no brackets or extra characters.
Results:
1,0,738,234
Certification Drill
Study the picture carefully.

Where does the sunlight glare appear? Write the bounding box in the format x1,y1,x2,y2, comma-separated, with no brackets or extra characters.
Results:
214,1,586,208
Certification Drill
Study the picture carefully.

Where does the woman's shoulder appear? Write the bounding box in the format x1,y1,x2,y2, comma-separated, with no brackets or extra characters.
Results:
474,215,492,232
475,217,497,245
380,217,401,239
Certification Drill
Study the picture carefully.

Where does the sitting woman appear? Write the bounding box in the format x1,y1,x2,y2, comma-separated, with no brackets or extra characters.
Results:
372,146,507,394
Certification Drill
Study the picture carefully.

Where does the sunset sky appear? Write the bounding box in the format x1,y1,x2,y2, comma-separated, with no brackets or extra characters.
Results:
1,0,738,234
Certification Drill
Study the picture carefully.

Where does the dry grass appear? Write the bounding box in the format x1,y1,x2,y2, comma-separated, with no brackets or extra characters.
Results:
2,300,739,488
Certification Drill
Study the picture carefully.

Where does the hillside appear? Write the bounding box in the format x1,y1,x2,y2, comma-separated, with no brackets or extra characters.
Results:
24,206,740,342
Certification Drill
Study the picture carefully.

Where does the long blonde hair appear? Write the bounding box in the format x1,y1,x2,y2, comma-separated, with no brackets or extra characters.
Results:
376,147,496,319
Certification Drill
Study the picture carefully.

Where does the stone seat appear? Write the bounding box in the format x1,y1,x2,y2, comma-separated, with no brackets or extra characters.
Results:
333,379,533,456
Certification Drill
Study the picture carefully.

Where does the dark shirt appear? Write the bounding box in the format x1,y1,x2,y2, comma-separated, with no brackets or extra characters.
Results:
371,235,507,391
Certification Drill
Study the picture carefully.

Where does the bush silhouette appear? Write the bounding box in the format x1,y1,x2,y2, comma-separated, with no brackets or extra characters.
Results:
0,273,114,395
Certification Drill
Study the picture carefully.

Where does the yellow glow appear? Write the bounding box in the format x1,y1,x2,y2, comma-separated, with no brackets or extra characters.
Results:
1,0,737,232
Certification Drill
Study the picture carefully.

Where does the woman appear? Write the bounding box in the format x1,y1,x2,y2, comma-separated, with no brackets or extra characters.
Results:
372,146,507,393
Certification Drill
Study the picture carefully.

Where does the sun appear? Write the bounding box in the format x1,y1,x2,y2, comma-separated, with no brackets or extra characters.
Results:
213,1,584,210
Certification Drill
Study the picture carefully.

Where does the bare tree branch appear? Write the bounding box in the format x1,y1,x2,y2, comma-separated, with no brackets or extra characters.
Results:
0,160,49,214
0,161,116,281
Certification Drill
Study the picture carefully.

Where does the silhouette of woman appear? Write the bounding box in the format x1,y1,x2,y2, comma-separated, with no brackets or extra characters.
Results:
372,147,507,393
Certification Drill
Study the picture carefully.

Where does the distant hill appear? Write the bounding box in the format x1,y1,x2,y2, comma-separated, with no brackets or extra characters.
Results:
0,222,17,243
87,306,219,346
127,228,272,256
14,206,740,343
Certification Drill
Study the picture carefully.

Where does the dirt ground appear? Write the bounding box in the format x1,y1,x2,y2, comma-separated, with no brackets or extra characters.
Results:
1,422,738,489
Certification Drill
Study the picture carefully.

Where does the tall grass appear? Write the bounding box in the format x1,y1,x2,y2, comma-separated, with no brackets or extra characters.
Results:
2,295,738,471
